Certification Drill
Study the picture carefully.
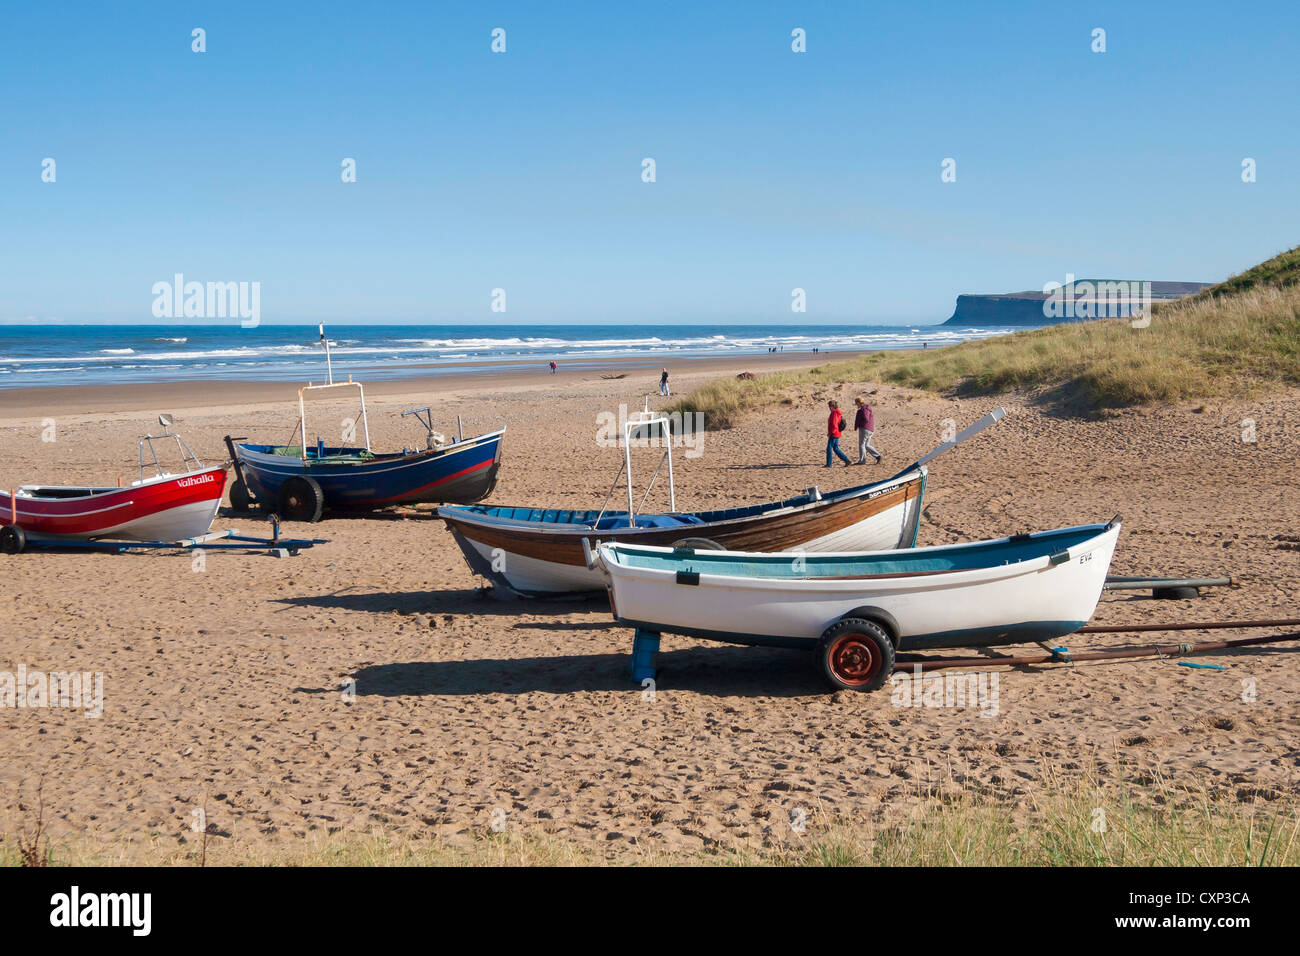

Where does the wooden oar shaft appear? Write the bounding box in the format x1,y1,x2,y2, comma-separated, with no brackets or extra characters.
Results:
908,406,1007,471
895,630,1300,672
1079,617,1300,633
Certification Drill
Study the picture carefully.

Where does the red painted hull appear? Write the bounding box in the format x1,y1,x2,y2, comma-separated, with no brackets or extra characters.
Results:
0,467,228,542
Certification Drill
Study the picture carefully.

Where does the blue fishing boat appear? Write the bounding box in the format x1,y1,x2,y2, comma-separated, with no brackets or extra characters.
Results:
225,328,504,521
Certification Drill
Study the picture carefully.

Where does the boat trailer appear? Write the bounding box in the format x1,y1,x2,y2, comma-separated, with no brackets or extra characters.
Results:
1103,574,1235,599
894,616,1300,674
3,516,326,558
624,616,1300,687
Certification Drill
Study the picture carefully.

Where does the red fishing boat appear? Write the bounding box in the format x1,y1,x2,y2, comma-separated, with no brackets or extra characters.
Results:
1,428,227,553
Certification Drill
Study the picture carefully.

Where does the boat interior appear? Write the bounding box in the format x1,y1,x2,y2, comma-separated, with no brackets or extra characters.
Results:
449,474,915,530
14,486,121,500
242,443,380,463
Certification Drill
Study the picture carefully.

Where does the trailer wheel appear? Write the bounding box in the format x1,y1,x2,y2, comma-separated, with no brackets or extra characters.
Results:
278,476,324,523
672,537,724,551
1,525,26,555
816,617,894,691
228,477,255,513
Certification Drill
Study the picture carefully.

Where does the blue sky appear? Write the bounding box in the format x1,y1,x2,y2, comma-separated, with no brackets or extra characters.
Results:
2,1,1297,325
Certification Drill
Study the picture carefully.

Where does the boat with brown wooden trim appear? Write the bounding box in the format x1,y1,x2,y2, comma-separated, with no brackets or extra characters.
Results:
437,406,1005,597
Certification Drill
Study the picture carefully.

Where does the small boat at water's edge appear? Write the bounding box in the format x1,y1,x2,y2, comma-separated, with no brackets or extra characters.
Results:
592,519,1120,691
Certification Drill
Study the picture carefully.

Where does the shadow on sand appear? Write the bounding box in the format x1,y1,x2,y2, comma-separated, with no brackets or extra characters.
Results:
273,588,605,616
309,644,828,698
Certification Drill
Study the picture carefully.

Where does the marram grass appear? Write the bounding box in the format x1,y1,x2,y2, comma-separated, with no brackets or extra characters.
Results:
4,766,1296,866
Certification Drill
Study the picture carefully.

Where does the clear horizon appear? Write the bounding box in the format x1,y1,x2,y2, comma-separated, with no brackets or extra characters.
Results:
0,318,950,327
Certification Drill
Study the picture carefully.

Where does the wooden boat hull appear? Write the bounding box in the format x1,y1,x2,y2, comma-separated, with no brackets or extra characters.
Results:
596,522,1119,652
0,467,228,542
234,429,504,510
438,468,926,596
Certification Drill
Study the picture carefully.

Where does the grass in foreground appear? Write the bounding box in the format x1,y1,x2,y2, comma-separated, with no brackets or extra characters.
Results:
669,245,1300,424
5,765,1296,866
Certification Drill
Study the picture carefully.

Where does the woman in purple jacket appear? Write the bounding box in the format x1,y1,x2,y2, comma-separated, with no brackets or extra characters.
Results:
853,396,882,465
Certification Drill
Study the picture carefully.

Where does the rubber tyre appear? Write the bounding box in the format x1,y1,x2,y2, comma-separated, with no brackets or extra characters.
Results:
228,477,254,513
1,525,27,555
816,617,895,692
278,476,324,523
672,537,724,551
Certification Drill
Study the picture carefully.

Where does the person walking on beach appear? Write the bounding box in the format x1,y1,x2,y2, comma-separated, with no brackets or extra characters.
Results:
825,400,851,467
549,361,557,374
853,396,882,465
659,367,670,396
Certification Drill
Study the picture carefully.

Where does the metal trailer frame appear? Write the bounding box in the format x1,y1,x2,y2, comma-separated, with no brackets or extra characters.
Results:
6,519,326,557
296,379,372,458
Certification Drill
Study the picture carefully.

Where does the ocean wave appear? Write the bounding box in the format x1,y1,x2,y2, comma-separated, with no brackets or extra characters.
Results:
0,329,1010,367
0,325,1022,390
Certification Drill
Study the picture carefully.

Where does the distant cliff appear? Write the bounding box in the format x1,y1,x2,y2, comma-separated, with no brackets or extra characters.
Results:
942,281,1212,327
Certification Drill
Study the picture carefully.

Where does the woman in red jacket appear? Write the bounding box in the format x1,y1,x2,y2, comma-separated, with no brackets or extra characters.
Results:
825,400,852,467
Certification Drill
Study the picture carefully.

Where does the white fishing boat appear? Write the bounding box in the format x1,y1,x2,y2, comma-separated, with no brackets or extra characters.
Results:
439,405,1007,596
591,519,1121,691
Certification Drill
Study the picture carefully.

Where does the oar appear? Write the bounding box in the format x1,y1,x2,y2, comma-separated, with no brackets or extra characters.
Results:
890,406,1006,478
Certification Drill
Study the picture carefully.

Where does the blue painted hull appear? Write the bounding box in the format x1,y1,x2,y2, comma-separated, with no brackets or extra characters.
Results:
235,430,504,510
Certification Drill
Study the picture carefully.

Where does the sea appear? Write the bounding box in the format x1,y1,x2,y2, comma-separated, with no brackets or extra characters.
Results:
0,323,1019,390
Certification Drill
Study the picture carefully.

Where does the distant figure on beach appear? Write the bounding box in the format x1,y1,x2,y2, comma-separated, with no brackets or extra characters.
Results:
659,367,670,396
825,400,851,468
854,396,882,465
549,361,557,374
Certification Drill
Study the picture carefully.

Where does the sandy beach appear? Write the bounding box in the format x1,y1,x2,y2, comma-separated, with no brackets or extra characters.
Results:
1,356,1298,863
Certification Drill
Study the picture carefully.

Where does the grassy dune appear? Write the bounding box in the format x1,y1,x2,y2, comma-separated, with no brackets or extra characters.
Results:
670,245,1300,425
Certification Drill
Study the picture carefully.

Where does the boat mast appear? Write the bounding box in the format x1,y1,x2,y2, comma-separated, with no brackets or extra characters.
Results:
319,323,335,385
298,325,372,456
623,395,675,526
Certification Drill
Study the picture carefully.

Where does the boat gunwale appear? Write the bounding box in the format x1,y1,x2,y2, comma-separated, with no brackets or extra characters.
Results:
437,466,927,536
598,523,1119,587
236,427,505,458
234,430,505,477
4,465,228,506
